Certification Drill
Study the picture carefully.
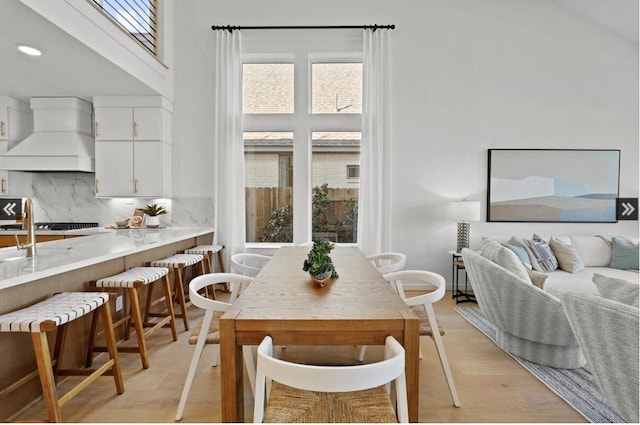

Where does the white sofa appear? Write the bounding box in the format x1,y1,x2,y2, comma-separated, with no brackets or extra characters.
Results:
488,235,639,295
461,234,638,369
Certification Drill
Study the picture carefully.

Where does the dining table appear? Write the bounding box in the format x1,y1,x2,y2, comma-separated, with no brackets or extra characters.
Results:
219,245,420,422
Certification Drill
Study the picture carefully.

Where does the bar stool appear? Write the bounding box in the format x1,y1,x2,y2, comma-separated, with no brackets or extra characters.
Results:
86,267,178,370
0,292,124,423
182,244,226,297
149,254,204,331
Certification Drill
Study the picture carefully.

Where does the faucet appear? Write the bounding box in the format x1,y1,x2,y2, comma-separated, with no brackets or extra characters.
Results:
14,197,36,257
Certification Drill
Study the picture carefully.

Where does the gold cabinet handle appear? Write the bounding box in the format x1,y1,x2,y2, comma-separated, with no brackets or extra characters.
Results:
134,179,139,193
95,122,100,137
0,121,5,137
1,178,6,193
95,179,99,193
133,122,138,138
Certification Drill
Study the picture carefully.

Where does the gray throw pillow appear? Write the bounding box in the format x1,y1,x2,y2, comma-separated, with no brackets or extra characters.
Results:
524,238,558,273
480,238,530,283
609,237,640,270
592,273,639,308
549,237,585,273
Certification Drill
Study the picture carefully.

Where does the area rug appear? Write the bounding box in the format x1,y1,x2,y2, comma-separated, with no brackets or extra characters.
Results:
454,306,624,423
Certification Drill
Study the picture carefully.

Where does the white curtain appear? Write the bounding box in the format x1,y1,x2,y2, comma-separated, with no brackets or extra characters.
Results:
213,30,245,263
358,29,392,255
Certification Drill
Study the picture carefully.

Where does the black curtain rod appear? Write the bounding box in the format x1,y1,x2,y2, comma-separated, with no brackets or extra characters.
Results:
211,24,395,32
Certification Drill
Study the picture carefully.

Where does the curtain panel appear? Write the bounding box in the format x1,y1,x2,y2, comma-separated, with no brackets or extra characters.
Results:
358,28,392,255
213,30,246,262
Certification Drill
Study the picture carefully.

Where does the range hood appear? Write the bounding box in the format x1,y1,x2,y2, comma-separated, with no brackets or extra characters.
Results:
0,97,94,172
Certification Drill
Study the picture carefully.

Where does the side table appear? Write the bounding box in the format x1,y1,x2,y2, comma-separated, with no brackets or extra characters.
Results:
448,250,476,304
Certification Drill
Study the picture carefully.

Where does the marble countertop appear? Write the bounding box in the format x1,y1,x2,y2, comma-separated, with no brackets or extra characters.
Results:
0,227,214,290
0,228,111,236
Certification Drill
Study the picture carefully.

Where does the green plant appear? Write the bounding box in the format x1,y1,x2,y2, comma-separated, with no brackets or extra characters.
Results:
302,238,339,279
140,203,167,216
261,204,293,242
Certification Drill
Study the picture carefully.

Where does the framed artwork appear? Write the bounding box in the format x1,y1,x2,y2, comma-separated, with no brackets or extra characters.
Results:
487,149,620,222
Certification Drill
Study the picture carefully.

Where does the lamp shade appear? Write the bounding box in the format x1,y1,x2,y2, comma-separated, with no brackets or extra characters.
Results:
448,201,481,222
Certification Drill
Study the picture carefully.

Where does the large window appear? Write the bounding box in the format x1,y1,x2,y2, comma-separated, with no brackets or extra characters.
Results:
243,54,361,244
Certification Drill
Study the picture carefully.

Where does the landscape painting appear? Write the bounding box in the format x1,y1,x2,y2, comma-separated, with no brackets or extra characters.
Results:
487,149,620,222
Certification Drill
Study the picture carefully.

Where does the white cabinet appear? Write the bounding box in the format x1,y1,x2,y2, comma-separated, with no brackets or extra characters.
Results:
0,170,32,197
0,96,32,152
93,96,172,198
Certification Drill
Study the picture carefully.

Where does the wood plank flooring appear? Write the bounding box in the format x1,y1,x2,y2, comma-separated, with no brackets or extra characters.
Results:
10,291,585,423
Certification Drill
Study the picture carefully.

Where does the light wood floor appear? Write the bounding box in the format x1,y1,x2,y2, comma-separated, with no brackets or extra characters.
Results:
10,291,585,423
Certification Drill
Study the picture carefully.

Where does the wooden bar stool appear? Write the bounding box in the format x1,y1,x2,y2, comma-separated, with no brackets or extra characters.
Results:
0,292,124,423
149,254,204,331
183,244,226,296
86,267,178,370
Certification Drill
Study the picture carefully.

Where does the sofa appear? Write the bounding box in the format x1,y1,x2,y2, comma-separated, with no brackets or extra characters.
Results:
461,235,639,369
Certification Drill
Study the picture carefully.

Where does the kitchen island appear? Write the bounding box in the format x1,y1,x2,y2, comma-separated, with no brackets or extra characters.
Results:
0,227,214,420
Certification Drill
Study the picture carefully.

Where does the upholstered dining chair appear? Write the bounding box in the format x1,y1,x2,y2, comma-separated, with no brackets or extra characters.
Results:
253,335,408,423
382,270,460,407
175,272,256,421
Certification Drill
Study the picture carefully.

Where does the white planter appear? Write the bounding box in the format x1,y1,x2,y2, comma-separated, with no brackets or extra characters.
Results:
146,215,160,228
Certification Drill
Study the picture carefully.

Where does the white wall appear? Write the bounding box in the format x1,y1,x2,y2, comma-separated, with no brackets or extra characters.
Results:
172,0,638,284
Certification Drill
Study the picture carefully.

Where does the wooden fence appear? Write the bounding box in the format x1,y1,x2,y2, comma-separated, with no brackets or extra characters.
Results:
245,187,358,242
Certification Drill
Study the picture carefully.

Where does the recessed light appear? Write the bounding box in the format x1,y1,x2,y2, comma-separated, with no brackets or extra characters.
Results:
18,45,41,56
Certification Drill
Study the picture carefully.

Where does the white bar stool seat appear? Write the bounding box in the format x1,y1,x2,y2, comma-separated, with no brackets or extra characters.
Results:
150,254,205,331
87,267,178,369
0,292,124,423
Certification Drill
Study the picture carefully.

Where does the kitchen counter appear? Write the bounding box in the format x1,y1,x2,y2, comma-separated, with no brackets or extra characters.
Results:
0,227,214,290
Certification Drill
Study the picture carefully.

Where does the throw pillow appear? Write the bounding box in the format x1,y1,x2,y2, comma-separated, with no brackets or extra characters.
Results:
592,273,640,307
524,238,559,273
480,238,530,282
609,237,639,270
503,243,533,269
526,268,548,289
549,237,585,273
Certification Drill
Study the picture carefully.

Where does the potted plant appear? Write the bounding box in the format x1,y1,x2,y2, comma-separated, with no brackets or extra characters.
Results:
140,203,167,228
302,238,339,286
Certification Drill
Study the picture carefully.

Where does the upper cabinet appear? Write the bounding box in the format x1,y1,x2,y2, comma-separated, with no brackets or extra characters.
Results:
0,170,32,197
0,96,33,151
93,96,172,198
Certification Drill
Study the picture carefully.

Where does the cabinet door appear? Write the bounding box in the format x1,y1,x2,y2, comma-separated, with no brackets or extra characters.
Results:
134,142,163,197
133,107,162,140
95,107,133,141
0,170,32,196
95,141,134,196
0,105,32,144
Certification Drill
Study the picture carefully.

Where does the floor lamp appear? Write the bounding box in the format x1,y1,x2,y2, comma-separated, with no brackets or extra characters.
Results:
449,201,481,253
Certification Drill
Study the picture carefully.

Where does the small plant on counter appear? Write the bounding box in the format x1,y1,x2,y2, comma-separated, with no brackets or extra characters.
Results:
302,238,339,280
140,203,167,216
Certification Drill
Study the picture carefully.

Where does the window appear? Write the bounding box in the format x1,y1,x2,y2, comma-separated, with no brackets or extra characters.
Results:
347,165,360,179
242,36,362,245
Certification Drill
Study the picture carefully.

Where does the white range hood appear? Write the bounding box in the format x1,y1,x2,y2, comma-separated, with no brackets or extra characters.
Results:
0,97,94,172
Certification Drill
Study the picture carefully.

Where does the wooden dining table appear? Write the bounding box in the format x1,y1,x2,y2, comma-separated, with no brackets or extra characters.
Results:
219,245,420,422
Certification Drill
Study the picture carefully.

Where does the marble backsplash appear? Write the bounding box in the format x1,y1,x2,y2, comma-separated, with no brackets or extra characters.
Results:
10,172,214,228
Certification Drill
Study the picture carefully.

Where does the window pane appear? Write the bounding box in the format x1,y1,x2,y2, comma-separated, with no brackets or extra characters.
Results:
311,132,360,243
244,132,294,243
243,64,294,114
312,63,362,114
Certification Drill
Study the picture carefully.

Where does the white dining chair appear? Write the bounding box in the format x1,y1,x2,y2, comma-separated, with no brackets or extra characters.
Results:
384,270,460,408
175,272,257,421
367,252,407,275
358,252,407,361
253,335,408,423
230,253,271,301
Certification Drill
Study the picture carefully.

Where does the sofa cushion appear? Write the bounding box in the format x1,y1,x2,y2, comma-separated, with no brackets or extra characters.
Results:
592,273,640,307
609,237,639,270
549,237,585,273
480,238,530,283
524,238,559,272
570,236,612,267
